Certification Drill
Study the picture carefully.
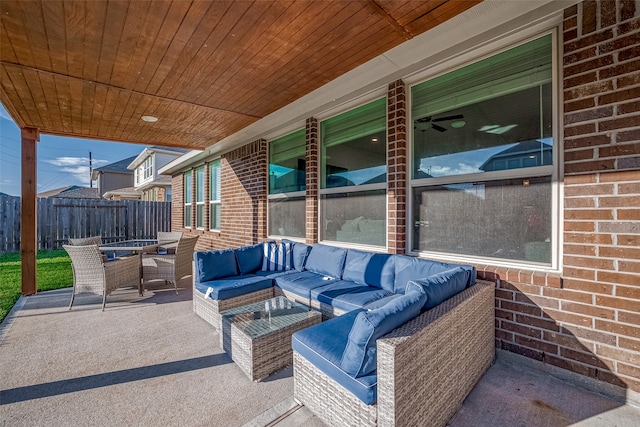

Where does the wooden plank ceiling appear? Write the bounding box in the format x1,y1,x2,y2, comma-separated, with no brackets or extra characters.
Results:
0,0,480,150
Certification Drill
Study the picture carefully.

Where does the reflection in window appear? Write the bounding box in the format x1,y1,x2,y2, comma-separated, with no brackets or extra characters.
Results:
410,34,556,265
321,190,386,247
268,130,306,238
210,160,221,230
413,177,552,263
195,166,205,228
269,129,306,194
321,98,387,188
268,195,305,238
412,35,553,179
319,98,387,247
184,171,192,228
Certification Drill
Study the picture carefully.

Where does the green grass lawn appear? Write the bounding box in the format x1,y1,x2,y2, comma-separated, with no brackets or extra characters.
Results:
0,250,73,323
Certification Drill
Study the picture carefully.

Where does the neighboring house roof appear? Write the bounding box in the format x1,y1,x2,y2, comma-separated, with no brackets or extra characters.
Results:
479,139,553,171
38,186,100,199
91,155,138,180
103,186,142,199
128,146,188,170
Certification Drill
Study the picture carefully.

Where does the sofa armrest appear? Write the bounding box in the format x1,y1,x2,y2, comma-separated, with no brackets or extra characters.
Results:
376,279,495,427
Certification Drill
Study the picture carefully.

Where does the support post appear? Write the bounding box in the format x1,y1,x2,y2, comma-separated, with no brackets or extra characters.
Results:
21,127,39,296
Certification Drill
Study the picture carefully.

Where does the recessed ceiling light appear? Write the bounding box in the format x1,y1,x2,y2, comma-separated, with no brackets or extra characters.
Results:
451,121,466,128
371,138,379,143
141,115,158,123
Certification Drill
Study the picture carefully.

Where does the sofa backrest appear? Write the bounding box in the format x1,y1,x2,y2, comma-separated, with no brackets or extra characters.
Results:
194,248,239,283
342,249,395,291
393,255,476,295
304,244,348,279
235,242,268,275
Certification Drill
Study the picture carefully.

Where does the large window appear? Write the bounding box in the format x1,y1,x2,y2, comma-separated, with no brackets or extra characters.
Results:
184,171,192,228
268,130,306,238
210,160,221,231
195,166,205,228
320,98,387,246
410,34,556,265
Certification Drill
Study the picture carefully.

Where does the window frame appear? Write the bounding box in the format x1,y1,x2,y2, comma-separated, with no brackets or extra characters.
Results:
195,165,205,229
317,97,389,249
209,160,221,232
267,129,307,241
407,29,561,271
184,170,192,229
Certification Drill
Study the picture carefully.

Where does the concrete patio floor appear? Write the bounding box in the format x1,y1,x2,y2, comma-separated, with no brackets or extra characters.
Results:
1,280,638,427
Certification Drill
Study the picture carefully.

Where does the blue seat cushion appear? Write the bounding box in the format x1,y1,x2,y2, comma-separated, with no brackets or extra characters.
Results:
342,250,395,291
194,275,273,300
274,271,336,300
393,255,476,294
194,249,238,282
310,280,393,313
235,242,267,275
304,244,348,279
253,269,297,279
409,266,470,309
283,239,312,271
340,284,427,377
292,310,378,405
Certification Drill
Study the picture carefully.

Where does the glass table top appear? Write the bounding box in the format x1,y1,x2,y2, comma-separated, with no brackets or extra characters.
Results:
220,296,320,339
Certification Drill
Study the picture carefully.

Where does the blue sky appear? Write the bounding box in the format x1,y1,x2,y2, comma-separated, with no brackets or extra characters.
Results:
0,103,148,196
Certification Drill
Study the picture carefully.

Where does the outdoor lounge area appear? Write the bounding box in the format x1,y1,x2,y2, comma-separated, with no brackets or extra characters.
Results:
1,0,639,426
1,281,639,426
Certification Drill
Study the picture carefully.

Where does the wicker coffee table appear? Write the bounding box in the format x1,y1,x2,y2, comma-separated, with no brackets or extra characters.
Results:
220,296,321,381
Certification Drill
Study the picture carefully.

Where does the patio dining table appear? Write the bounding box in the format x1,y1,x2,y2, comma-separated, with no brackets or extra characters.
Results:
99,239,178,295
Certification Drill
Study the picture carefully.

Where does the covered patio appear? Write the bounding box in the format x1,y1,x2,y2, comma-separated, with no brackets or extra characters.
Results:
1,281,639,426
2,0,640,425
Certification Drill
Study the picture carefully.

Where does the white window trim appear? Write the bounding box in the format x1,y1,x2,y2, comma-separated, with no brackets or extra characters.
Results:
317,96,389,249
209,160,221,232
184,171,192,229
406,27,562,273
267,131,307,240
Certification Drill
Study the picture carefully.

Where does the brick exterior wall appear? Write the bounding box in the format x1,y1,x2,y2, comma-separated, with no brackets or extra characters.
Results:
485,0,640,393
305,118,319,245
173,140,268,251
169,0,639,393
387,79,407,255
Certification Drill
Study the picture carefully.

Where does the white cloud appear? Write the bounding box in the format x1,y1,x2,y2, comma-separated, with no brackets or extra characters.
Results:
43,157,108,184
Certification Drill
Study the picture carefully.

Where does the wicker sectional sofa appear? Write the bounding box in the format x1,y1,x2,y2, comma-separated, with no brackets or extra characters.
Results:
192,240,495,427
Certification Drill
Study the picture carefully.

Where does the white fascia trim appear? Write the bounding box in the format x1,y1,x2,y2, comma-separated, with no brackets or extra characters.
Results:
161,0,578,175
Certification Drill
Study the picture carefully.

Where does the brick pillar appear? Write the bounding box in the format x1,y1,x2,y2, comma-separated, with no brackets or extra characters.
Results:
255,139,268,241
306,117,319,244
387,80,407,254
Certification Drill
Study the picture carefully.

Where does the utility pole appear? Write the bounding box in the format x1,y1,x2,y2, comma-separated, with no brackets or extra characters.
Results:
89,151,93,188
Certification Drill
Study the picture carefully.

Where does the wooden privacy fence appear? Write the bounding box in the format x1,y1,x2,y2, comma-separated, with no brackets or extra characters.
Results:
0,195,172,253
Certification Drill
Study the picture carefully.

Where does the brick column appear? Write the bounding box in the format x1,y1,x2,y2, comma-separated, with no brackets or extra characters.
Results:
305,118,319,244
387,80,407,254
171,174,183,231
190,167,197,229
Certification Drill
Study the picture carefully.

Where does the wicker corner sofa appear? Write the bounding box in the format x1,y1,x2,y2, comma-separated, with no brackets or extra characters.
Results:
192,240,495,426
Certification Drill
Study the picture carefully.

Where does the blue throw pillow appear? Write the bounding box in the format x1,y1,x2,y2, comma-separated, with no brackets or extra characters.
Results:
194,249,238,283
339,284,427,377
262,241,293,271
283,239,311,271
235,242,267,275
408,266,470,309
304,244,348,279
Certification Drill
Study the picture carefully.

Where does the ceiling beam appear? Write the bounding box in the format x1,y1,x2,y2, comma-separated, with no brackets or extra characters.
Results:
367,1,413,40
